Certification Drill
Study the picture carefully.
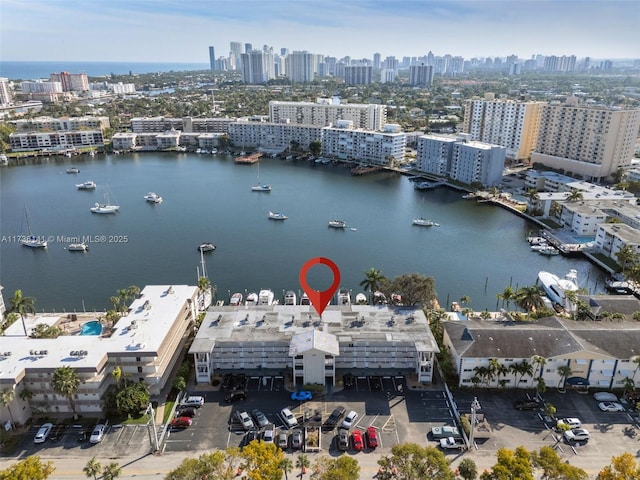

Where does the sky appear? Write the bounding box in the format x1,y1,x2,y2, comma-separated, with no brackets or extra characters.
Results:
1,0,638,63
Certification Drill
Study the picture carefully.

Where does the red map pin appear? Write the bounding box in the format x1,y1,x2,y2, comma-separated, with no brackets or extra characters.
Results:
299,257,341,317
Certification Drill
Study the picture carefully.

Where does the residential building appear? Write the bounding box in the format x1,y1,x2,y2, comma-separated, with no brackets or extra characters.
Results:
286,51,315,83
531,103,640,181
228,120,322,151
408,65,434,86
189,304,438,387
21,80,63,94
0,77,13,105
461,98,543,160
229,42,243,70
269,99,386,130
209,46,216,71
415,133,456,176
321,121,405,165
241,50,272,84
10,130,104,151
344,66,372,85
131,116,234,134
49,72,89,92
12,116,110,132
111,132,137,151
595,223,640,261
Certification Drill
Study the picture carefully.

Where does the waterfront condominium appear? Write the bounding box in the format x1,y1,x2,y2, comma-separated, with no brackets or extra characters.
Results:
461,97,544,161
321,121,405,165
531,100,640,181
269,98,387,131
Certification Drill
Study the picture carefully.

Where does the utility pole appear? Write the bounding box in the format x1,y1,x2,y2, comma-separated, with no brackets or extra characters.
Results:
469,397,481,449
146,403,159,452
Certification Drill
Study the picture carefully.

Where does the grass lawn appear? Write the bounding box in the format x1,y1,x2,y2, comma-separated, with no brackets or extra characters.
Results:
163,400,175,424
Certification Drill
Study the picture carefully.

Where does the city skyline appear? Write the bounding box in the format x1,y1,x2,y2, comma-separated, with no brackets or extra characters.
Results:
1,0,638,63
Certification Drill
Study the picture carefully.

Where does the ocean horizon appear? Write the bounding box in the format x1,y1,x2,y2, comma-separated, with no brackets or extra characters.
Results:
0,61,210,80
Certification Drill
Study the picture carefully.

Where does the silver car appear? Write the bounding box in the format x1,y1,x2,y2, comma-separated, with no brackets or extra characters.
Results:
278,431,289,449
34,423,53,444
236,411,254,430
252,409,269,427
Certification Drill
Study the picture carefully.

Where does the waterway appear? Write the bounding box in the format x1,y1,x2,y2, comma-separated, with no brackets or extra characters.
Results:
0,152,607,312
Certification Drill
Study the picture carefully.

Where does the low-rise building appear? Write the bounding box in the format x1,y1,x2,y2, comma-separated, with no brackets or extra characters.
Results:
228,120,322,151
9,130,104,151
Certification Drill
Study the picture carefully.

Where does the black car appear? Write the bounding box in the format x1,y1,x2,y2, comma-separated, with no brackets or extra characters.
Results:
221,373,233,390
343,374,354,390
177,407,196,418
232,374,246,391
225,390,247,403
370,376,382,391
324,406,346,429
513,399,540,411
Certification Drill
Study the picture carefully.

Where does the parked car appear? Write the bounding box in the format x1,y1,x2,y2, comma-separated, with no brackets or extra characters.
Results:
513,399,539,411
341,410,358,429
280,408,298,428
278,431,289,449
598,402,625,412
365,426,378,449
291,390,312,401
563,428,590,442
593,392,619,402
221,373,233,390
177,407,196,418
34,423,53,444
236,411,254,430
225,390,247,403
89,424,106,444
244,429,259,445
262,425,275,443
171,416,192,428
556,418,581,429
252,409,269,427
337,429,349,451
325,406,346,429
343,373,354,389
181,396,205,408
351,429,364,451
291,429,303,450
370,376,382,391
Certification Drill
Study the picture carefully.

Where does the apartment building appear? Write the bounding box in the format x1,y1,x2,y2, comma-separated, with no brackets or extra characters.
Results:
408,65,434,86
111,132,137,150
228,121,322,151
12,116,110,132
321,121,405,165
269,99,387,131
190,304,438,387
531,103,640,181
130,116,235,134
0,78,12,106
49,72,89,92
461,98,543,160
344,66,373,86
10,130,104,151
595,223,640,260
0,285,198,424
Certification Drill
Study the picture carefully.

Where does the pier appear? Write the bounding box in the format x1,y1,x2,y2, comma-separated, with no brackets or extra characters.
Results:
234,152,263,164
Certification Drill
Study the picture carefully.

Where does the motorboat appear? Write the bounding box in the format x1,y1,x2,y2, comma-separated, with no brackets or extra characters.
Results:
538,269,579,308
66,167,80,174
268,211,287,220
258,289,275,306
530,243,550,251
245,292,258,306
284,290,297,305
68,243,88,252
144,192,163,203
328,220,347,228
413,217,434,227
355,293,368,305
336,288,351,305
76,181,97,190
229,292,243,306
527,236,547,245
198,243,216,253
251,184,272,192
20,206,47,248
538,246,559,255
300,293,310,305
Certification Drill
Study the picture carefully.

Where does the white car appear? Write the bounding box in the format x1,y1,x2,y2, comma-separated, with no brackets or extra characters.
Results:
181,396,205,408
341,410,359,429
280,408,298,427
593,392,618,402
236,411,255,430
34,423,53,443
262,426,275,443
563,428,590,442
598,401,624,412
556,417,581,429
89,424,106,444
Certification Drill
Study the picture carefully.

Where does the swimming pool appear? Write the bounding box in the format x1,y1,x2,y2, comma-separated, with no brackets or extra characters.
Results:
572,236,595,244
80,320,103,336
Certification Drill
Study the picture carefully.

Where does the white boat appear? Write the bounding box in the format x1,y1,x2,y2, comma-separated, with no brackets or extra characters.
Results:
413,217,435,227
258,289,275,306
245,292,258,306
251,162,271,192
198,243,216,253
20,206,48,248
527,236,547,245
328,220,347,228
66,167,80,174
90,186,119,214
229,292,243,306
284,290,297,305
538,269,579,308
300,293,310,305
68,243,88,252
538,246,559,256
355,293,367,305
268,211,287,220
144,192,163,203
336,288,351,305
76,181,97,190
530,243,550,251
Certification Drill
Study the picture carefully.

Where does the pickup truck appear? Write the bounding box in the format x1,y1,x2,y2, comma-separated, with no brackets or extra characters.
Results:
439,437,466,450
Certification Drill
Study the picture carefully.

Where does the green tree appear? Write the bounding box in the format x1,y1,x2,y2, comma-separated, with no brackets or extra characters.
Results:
615,245,639,274
6,289,36,336
596,452,640,480
102,462,122,480
377,443,455,480
480,446,534,480
296,454,310,476
240,440,284,480
497,286,516,310
515,285,546,313
510,360,533,387
105,379,150,417
566,189,583,202
549,201,563,218
279,458,293,480
309,140,321,156
312,456,360,480
83,457,102,480
112,366,122,388
389,272,437,306
359,268,386,303
165,451,239,480
0,389,15,425
458,458,478,480
0,456,55,480
30,323,62,339
532,445,588,479
557,364,573,391
51,366,81,419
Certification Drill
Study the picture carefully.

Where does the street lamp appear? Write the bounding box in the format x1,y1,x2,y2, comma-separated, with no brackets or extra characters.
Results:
469,396,481,447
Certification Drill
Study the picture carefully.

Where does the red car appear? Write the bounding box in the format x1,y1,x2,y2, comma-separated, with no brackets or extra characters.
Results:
171,416,192,428
365,426,378,448
351,429,364,451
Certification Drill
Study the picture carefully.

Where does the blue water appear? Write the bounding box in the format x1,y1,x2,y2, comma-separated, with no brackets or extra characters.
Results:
81,320,102,335
0,61,210,80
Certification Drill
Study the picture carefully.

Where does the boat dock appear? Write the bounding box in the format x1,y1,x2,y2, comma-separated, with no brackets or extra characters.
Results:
234,152,263,164
414,181,446,190
350,165,384,175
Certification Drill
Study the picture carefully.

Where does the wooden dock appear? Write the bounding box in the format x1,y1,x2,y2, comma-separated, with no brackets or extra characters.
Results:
234,152,263,164
351,165,383,176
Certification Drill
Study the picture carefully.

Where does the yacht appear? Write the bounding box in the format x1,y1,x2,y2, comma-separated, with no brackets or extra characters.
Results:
258,289,275,306
68,243,88,252
300,293,310,305
76,181,97,190
284,290,297,306
355,293,368,305
251,184,272,192
328,220,347,228
144,192,163,203
66,167,80,174
268,211,287,220
198,243,216,253
245,292,258,306
413,217,434,227
538,269,579,308
538,246,559,256
336,288,351,305
229,292,243,306
20,206,47,248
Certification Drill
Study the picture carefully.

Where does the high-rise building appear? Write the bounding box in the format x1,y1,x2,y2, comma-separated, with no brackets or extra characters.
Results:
0,78,13,105
229,42,243,70
241,50,271,84
344,66,372,86
380,69,395,83
462,98,543,160
245,43,253,53
209,46,216,71
408,65,434,86
373,53,381,69
269,99,387,130
49,72,89,92
286,51,314,83
531,102,640,181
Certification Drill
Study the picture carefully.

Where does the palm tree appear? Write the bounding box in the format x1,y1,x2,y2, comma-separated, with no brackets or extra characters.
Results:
557,364,573,392
488,358,501,388
566,189,583,202
112,366,122,389
510,360,533,386
515,285,546,313
6,289,36,336
279,458,293,480
615,245,639,274
497,286,516,310
52,366,81,419
632,355,640,381
532,355,547,381
460,296,471,308
549,201,563,219
296,454,310,476
0,389,15,426
102,462,122,480
359,268,385,303
83,457,102,480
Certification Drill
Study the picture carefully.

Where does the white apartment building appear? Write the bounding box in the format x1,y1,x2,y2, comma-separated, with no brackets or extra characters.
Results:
110,82,136,94
321,121,406,166
111,132,137,150
0,285,198,424
0,78,12,105
595,223,640,261
10,131,104,151
21,80,63,94
228,121,322,151
131,116,235,134
269,99,387,131
12,116,110,132
531,103,640,181
462,98,543,160
190,305,438,387
416,134,456,176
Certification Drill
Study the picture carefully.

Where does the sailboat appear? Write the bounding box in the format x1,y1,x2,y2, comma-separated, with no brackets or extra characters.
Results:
90,185,120,214
21,206,48,248
251,161,271,192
